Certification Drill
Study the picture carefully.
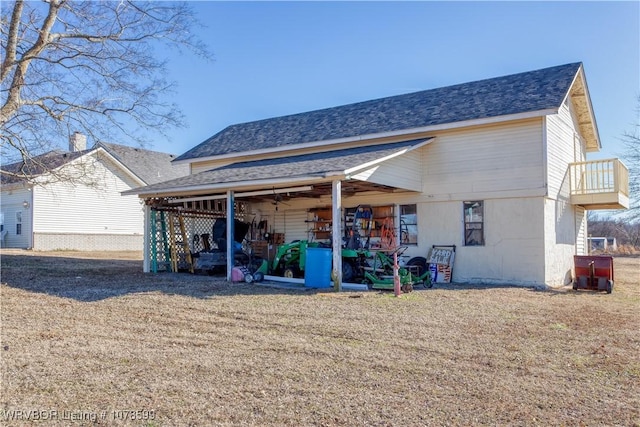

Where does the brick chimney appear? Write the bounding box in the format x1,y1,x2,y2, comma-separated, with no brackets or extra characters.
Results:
69,131,87,152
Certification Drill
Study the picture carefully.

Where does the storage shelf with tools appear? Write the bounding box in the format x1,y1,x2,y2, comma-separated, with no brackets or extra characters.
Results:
343,204,397,250
306,207,333,241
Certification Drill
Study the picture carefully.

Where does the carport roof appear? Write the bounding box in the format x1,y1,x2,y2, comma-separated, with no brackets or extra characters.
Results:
125,138,431,197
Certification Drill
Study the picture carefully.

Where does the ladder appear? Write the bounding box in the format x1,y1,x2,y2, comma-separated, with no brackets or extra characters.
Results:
380,217,397,250
150,210,172,273
168,211,194,273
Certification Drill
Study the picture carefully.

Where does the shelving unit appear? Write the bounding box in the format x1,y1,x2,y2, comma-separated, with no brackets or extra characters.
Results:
306,204,396,247
344,205,394,238
306,207,332,241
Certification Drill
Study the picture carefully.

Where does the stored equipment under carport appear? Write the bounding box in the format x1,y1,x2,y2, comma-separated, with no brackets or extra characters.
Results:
192,218,252,272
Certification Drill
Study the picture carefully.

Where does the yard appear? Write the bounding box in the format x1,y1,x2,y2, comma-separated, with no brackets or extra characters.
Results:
1,250,638,426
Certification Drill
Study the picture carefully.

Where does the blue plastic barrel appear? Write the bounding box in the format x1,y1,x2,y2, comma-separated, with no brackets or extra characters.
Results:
305,247,332,288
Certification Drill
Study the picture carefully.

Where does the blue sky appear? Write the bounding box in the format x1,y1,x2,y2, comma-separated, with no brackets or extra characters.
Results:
157,1,640,162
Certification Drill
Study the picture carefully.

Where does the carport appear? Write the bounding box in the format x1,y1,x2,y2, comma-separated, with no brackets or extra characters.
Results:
124,138,432,289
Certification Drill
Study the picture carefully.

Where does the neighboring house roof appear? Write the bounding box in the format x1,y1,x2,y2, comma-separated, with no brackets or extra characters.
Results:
126,138,431,196
0,149,90,185
175,62,586,162
96,142,189,185
1,142,188,187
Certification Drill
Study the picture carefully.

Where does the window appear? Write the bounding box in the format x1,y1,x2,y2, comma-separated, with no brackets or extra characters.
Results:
400,204,418,245
464,201,484,246
16,211,22,235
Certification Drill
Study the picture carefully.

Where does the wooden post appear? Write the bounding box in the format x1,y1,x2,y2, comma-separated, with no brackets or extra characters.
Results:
393,251,401,297
143,202,150,273
226,191,235,281
332,179,342,291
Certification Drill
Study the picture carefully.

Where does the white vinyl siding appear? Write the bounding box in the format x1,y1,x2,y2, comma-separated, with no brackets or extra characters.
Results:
0,153,150,251
422,119,545,200
545,96,585,200
543,197,579,287
0,187,33,248
542,96,587,285
32,158,143,236
575,206,586,255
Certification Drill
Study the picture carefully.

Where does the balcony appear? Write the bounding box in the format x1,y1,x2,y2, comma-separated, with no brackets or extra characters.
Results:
569,158,629,210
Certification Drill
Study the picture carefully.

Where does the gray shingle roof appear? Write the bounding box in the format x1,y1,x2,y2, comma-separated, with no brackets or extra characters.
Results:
1,142,188,186
175,62,582,162
0,149,90,184
98,142,189,185
128,139,429,195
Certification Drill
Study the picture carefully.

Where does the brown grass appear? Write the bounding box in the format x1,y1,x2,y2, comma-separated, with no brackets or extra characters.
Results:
1,250,639,426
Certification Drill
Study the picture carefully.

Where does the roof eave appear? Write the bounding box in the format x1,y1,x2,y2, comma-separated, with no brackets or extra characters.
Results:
124,174,342,198
0,181,33,191
563,64,602,152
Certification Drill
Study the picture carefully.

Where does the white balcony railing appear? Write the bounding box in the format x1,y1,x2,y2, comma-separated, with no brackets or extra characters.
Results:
569,158,629,210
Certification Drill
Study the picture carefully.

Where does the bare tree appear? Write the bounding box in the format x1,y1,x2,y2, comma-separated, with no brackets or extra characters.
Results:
621,95,640,222
1,0,209,182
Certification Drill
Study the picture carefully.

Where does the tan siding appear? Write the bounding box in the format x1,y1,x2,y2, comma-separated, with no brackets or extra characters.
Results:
421,197,546,285
191,159,234,175
422,120,545,199
285,210,309,241
251,203,328,243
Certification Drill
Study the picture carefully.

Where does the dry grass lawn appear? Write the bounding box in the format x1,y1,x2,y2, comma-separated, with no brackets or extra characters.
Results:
1,250,639,426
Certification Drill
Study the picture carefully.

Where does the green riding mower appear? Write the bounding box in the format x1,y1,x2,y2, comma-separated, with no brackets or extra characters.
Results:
270,240,369,282
363,247,433,292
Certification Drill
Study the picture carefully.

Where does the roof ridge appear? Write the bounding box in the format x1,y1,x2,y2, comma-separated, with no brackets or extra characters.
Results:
224,62,583,128
167,62,586,162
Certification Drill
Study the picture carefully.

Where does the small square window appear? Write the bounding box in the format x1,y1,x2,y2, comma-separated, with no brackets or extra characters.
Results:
464,201,484,246
400,204,418,245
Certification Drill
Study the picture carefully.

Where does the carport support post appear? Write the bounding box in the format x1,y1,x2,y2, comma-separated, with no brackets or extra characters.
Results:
332,179,342,291
226,191,235,281
142,202,150,273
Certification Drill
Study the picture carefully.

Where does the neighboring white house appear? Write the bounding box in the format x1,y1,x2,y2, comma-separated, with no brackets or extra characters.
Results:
587,236,618,253
126,62,629,287
0,134,188,250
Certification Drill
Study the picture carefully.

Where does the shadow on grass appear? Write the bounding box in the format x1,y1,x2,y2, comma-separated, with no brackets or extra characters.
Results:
423,282,608,298
3,253,603,302
0,254,330,302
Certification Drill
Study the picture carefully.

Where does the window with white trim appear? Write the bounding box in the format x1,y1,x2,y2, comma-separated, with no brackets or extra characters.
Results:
463,201,484,246
400,204,418,245
16,211,22,235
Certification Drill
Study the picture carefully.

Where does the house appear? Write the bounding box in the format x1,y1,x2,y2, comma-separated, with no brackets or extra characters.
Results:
0,134,189,250
587,236,618,253
126,62,629,288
